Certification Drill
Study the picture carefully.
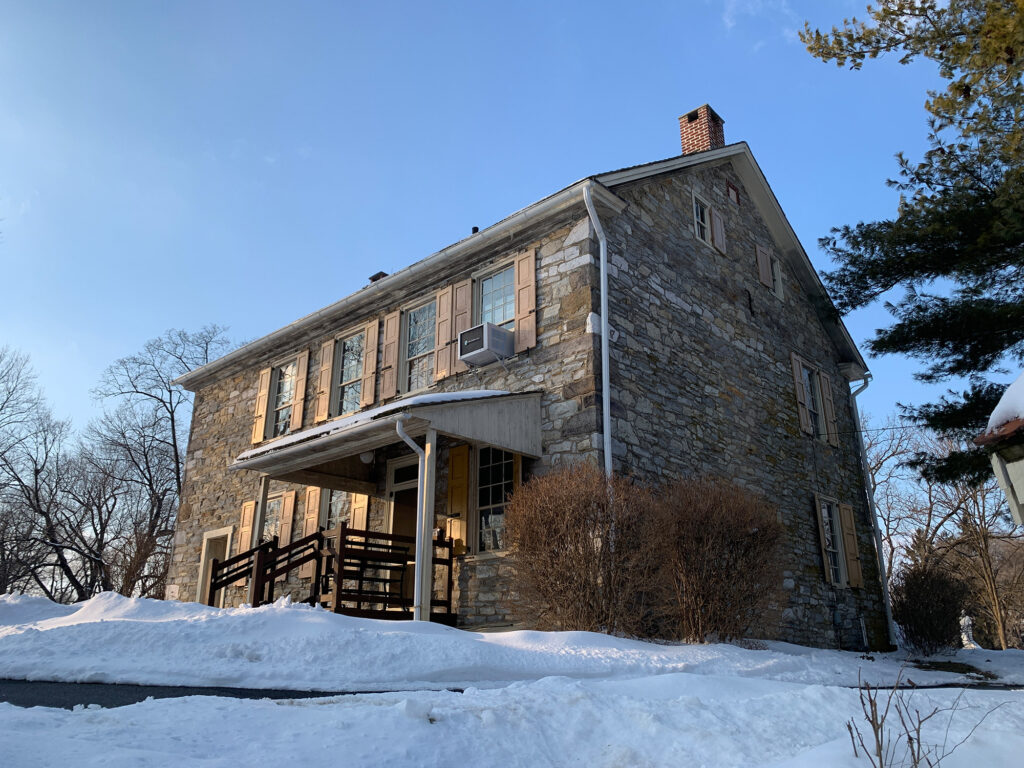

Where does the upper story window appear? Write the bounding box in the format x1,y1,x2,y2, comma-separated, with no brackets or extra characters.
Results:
693,194,710,244
333,332,365,416
479,265,515,329
405,301,436,392
791,353,839,447
252,350,309,444
756,244,784,299
270,361,297,437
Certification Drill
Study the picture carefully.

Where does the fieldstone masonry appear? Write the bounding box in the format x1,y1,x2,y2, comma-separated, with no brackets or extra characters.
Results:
168,153,888,649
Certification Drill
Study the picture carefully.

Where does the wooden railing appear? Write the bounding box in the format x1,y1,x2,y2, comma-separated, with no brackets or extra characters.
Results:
206,523,455,625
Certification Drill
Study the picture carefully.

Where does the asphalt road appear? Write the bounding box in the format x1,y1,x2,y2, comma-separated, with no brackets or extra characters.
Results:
0,679,352,709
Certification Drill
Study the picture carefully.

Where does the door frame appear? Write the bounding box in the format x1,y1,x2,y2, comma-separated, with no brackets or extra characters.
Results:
386,453,420,534
197,525,234,607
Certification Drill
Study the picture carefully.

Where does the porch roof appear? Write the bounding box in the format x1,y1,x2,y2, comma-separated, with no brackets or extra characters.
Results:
230,390,543,480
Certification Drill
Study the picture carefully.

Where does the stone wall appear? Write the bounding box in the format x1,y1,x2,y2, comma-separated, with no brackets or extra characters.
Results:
601,161,888,649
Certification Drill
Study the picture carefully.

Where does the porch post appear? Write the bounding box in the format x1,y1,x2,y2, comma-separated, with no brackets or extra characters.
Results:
247,475,270,606
417,428,438,621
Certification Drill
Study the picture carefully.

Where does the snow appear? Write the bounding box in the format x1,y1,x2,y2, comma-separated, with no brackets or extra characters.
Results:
234,389,511,461
1,592,1023,767
987,371,1024,432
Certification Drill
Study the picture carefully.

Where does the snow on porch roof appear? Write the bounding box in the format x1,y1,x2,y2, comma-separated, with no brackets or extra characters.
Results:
231,390,542,475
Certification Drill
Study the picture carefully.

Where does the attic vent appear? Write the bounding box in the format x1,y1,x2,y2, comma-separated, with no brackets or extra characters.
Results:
369,271,388,283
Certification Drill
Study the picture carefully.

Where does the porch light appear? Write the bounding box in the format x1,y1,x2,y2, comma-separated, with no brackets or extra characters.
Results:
359,451,375,464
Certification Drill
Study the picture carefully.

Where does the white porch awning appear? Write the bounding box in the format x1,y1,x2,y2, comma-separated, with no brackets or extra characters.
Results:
230,390,542,479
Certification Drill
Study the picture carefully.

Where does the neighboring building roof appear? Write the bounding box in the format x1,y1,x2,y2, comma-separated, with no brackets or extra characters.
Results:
175,142,867,390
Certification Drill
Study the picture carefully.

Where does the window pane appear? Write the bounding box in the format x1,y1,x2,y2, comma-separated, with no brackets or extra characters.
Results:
339,333,365,383
340,382,362,414
408,355,433,391
272,405,292,437
326,490,350,531
477,447,515,552
263,498,282,540
481,267,515,327
407,303,436,358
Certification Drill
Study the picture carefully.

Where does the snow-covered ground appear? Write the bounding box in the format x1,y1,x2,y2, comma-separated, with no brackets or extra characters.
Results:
1,593,1022,767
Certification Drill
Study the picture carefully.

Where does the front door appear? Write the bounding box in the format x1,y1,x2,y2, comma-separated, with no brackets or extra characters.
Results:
387,456,420,605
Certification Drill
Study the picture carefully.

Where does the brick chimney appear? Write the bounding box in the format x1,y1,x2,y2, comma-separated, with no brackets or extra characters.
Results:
678,105,725,154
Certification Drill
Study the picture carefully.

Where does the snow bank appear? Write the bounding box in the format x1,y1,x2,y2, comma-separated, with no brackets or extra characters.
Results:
988,371,1024,432
2,592,1022,691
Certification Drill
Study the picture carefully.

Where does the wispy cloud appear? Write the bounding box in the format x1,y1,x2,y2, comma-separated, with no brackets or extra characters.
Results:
721,0,799,33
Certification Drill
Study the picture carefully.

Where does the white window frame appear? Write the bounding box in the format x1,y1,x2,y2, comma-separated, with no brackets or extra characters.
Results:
400,298,437,394
258,492,286,542
692,192,711,245
267,354,300,439
320,488,351,531
800,362,828,442
386,454,420,534
818,496,847,586
474,261,516,330
470,446,519,555
329,328,366,418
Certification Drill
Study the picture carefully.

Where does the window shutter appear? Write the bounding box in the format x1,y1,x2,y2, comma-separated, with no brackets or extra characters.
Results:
711,208,726,254
299,487,321,579
452,278,473,373
289,350,309,433
514,248,537,353
434,285,454,381
275,491,296,582
790,353,812,434
820,372,839,447
360,319,380,408
350,494,369,531
251,368,272,444
756,245,773,287
235,501,256,585
447,444,469,555
379,311,401,400
839,503,863,588
813,494,834,586
314,340,335,423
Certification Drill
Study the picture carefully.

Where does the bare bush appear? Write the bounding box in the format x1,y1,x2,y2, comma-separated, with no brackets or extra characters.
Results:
890,563,967,656
504,463,662,636
655,477,783,643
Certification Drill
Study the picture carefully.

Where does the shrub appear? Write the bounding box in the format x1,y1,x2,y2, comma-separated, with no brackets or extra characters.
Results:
654,477,783,643
504,463,662,636
890,562,967,656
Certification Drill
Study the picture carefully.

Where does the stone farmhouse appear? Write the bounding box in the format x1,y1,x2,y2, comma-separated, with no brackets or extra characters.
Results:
166,106,891,650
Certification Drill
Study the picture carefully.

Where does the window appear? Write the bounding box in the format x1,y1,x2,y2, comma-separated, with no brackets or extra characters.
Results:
323,490,350,531
262,495,284,540
270,362,297,437
404,301,436,391
333,332,365,416
791,353,839,446
479,265,515,329
818,497,844,584
477,446,516,552
756,244,784,298
726,182,740,205
693,194,710,244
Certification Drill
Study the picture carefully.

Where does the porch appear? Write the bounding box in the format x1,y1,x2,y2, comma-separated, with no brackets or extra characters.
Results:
216,390,541,622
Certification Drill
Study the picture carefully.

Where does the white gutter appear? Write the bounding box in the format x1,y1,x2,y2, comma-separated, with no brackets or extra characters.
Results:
583,182,613,477
850,374,898,647
396,415,427,622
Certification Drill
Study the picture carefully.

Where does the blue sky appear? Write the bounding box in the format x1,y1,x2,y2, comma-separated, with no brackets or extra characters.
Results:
0,1,972,429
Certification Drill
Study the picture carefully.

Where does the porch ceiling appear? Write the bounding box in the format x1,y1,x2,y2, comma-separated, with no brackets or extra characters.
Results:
230,390,543,482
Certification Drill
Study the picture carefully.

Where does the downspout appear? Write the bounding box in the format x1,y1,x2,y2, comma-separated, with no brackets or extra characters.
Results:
396,415,427,621
583,182,613,478
850,374,898,647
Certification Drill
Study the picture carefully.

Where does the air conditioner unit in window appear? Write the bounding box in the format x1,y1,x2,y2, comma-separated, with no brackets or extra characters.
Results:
458,322,514,366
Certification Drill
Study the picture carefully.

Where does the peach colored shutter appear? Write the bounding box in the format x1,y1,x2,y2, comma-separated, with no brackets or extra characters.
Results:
821,372,839,447
235,501,256,585
514,248,537,353
350,494,368,530
452,278,473,373
813,494,834,586
711,208,726,253
434,285,454,381
275,491,296,582
447,445,470,555
289,350,309,433
791,353,812,434
379,311,401,400
360,319,379,408
299,487,321,578
251,368,272,444
756,245,773,287
839,503,863,587
314,340,335,423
